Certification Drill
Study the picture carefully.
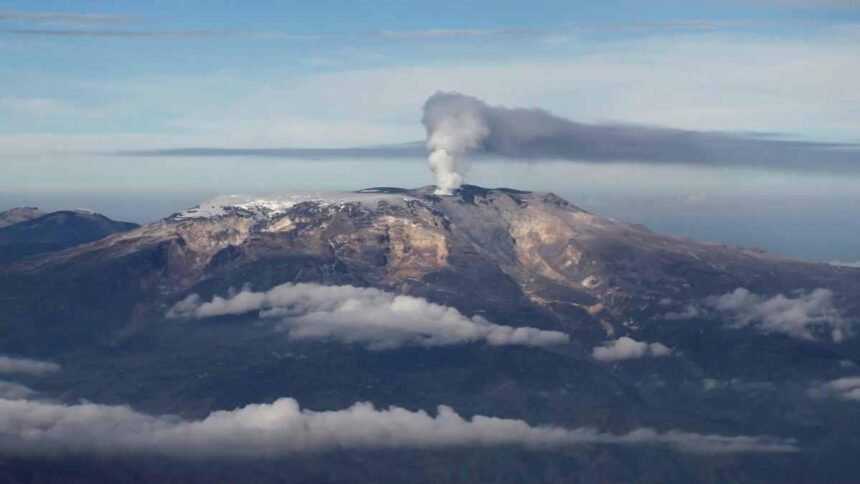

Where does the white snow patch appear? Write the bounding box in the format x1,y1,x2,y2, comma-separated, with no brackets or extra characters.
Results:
174,192,416,220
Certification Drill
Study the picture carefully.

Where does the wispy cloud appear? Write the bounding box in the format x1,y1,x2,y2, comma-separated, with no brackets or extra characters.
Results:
368,19,828,40
0,10,138,26
661,288,853,343
830,260,860,269
369,28,546,39
121,143,424,158
0,8,311,40
809,377,860,401
0,395,798,457
712,288,852,343
4,29,309,40
745,0,860,9
580,18,832,30
1,11,842,42
0,381,36,400
0,355,60,376
168,283,569,350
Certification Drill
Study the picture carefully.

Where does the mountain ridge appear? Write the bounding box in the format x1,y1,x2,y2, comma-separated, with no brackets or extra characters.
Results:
0,207,45,228
0,208,139,265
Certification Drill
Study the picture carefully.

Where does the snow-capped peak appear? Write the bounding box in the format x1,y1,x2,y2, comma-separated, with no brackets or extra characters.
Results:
172,191,415,221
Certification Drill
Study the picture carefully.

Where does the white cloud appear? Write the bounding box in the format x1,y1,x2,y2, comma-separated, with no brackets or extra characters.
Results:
168,283,570,350
745,0,860,8
592,337,673,362
0,10,138,26
809,377,860,401
661,288,853,343
369,28,545,39
699,378,774,393
8,29,308,40
703,379,723,391
662,304,701,321
711,288,852,342
368,20,821,41
0,396,797,457
830,260,860,269
0,355,60,376
0,381,36,400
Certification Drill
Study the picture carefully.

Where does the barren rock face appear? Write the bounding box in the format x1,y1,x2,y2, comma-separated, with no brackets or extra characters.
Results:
378,216,449,282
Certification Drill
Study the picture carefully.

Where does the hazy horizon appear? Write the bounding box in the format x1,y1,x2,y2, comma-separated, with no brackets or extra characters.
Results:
4,154,858,262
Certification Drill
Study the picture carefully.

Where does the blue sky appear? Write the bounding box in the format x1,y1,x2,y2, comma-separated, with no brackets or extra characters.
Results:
2,0,859,146
1,1,859,261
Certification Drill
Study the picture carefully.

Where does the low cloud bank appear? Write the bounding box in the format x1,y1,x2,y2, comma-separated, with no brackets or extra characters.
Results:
0,381,36,400
0,355,61,376
830,260,860,269
122,144,425,158
810,377,860,402
592,337,673,362
0,396,797,457
662,288,852,343
168,283,569,349
712,288,852,343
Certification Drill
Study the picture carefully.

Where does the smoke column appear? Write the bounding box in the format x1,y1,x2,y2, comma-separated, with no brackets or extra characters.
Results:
420,91,859,193
421,92,489,195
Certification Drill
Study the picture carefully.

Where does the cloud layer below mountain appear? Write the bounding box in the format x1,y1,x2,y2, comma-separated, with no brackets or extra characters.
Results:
711,288,852,342
830,260,860,269
592,337,673,361
0,355,61,376
168,283,569,349
810,377,860,402
662,288,852,343
0,381,36,400
0,396,798,457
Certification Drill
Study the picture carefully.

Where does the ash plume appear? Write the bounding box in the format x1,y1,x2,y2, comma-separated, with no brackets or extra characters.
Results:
421,91,859,193
421,93,489,194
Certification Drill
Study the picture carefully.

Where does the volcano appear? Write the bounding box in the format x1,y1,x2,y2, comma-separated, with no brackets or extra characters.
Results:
1,185,859,482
